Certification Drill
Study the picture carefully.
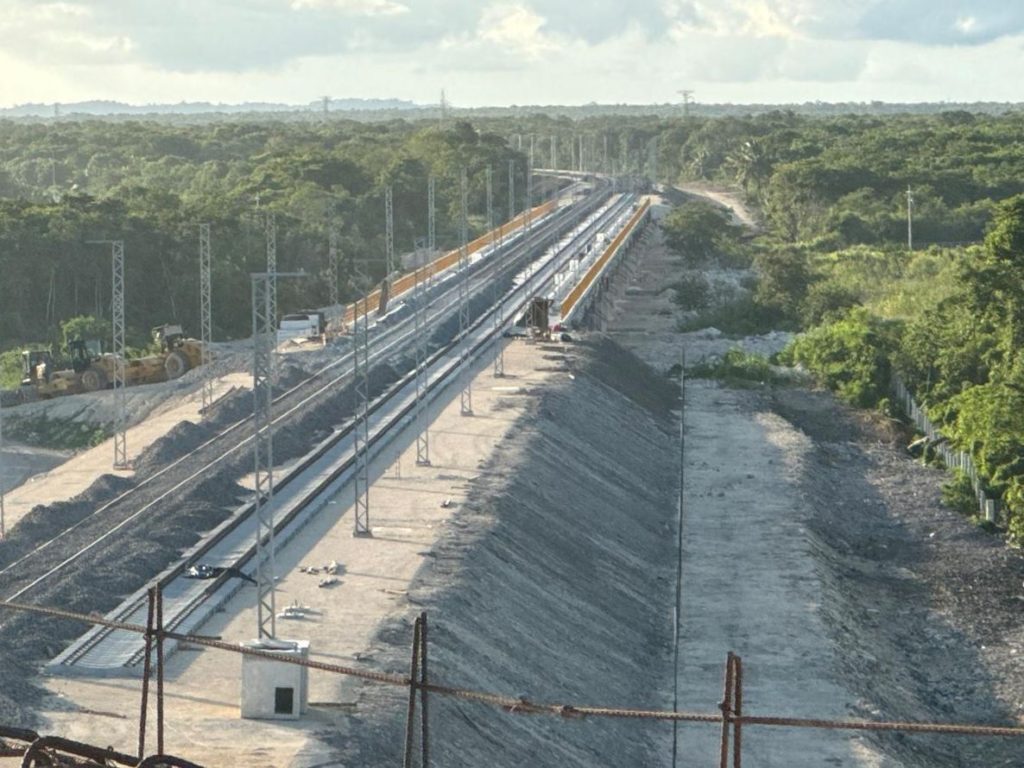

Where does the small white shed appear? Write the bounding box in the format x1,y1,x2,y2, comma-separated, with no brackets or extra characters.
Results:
239,639,310,720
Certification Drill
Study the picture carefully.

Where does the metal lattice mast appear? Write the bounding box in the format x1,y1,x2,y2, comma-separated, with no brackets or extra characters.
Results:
414,238,431,466
508,159,515,224
264,212,277,329
490,164,505,378
529,135,535,170
579,135,585,172
526,159,534,233
111,241,127,470
907,186,914,252
428,176,436,252
0,390,6,539
251,274,276,639
328,215,339,309
603,134,609,172
385,185,395,276
551,135,557,170
352,290,372,535
458,167,473,416
199,223,213,413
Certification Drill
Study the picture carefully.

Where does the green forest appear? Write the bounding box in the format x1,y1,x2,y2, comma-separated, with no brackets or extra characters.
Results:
3,107,1024,537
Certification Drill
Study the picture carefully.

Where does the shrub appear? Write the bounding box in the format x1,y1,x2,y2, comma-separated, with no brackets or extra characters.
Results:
781,308,897,407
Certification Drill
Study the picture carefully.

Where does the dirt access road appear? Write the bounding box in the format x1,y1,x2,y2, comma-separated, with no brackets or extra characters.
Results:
604,188,1024,766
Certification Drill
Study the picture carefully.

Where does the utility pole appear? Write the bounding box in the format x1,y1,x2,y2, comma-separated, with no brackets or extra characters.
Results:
550,134,557,171
603,134,609,173
529,134,535,170
579,135,585,173
458,167,473,416
907,186,914,252
198,223,213,414
88,240,127,470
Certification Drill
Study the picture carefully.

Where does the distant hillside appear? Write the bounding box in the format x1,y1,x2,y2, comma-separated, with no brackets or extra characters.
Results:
1,98,419,117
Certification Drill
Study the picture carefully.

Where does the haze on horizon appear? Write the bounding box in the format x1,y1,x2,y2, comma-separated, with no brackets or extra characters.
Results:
0,0,1022,110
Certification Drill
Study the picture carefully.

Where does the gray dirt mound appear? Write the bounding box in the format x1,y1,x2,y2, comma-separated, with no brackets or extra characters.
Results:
769,387,1024,767
0,474,135,568
333,340,680,767
132,420,215,478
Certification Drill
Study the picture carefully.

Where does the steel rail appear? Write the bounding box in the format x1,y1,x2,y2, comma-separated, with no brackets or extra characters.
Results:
59,189,633,669
0,187,607,606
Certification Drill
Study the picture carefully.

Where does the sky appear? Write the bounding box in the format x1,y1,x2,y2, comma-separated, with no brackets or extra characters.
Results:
0,0,1022,108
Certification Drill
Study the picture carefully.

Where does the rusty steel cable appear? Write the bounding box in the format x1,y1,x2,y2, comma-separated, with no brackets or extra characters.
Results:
4,599,1024,739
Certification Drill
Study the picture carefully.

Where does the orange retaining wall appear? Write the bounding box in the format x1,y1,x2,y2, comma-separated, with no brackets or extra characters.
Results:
559,198,650,321
342,198,559,326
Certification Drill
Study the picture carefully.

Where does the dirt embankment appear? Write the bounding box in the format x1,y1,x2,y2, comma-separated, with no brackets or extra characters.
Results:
329,338,681,767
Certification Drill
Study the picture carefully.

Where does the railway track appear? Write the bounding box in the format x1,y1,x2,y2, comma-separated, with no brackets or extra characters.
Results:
52,189,642,672
0,183,614,612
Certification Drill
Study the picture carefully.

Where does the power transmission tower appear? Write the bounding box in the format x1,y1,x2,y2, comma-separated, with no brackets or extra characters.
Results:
199,223,213,413
678,89,694,118
458,167,473,416
907,186,914,252
88,239,127,470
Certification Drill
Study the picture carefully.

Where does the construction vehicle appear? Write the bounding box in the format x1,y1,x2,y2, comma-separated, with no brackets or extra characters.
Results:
20,324,204,400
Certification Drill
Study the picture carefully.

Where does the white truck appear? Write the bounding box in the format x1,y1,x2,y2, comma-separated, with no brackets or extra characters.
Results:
277,311,325,345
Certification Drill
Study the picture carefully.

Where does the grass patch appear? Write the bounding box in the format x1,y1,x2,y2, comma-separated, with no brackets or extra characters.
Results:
5,414,108,450
688,348,791,387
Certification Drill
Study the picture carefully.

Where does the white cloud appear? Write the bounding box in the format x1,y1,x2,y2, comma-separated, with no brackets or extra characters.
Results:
477,4,560,58
288,0,409,16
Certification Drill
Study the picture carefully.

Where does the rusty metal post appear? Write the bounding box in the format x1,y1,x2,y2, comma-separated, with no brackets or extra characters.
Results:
403,617,422,768
138,587,156,759
156,585,165,756
719,653,735,768
732,655,743,768
420,611,430,767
